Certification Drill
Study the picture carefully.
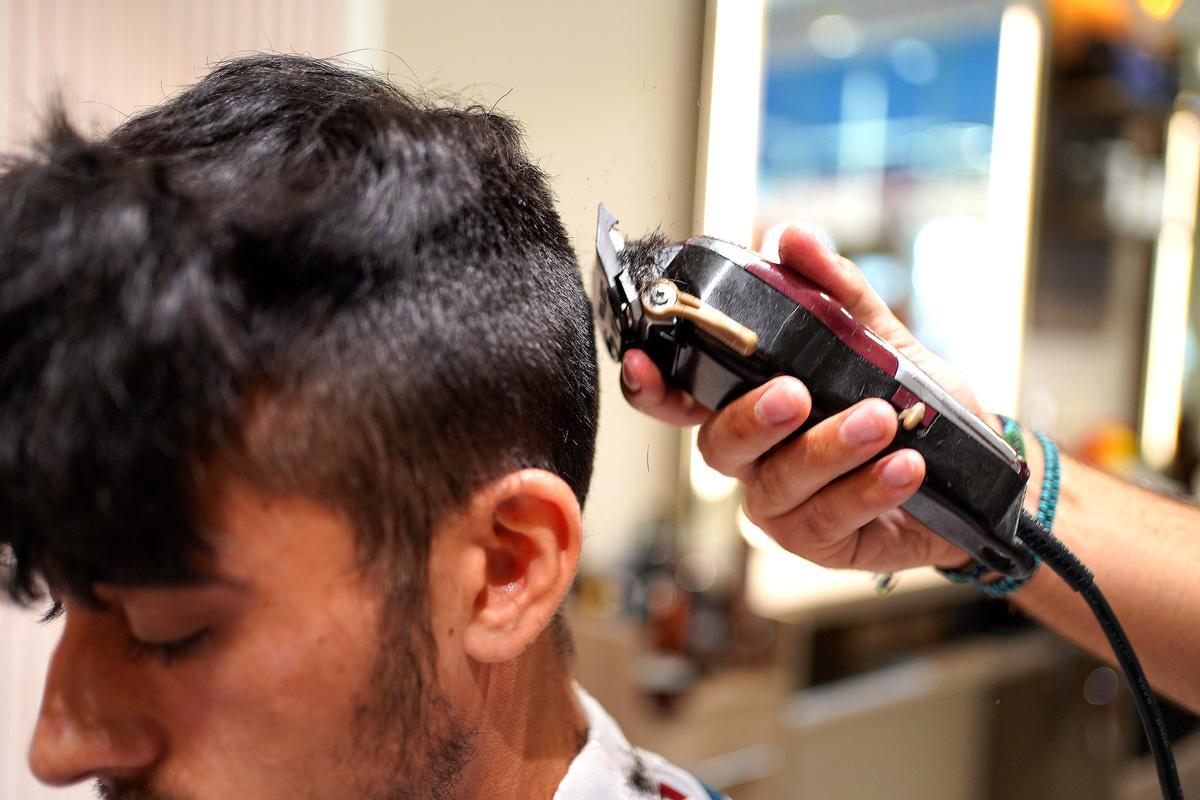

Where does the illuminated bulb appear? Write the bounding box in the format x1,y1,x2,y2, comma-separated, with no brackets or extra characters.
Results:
890,38,939,85
1141,107,1200,469
982,2,1043,416
1138,0,1184,20
809,14,861,60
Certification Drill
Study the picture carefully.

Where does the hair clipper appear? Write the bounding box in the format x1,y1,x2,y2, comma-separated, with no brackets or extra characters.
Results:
594,204,1035,578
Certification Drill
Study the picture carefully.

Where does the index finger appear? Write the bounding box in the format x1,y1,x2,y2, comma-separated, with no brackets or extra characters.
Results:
776,227,882,323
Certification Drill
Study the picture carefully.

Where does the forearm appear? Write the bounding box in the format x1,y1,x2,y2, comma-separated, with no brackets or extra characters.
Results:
1010,446,1200,712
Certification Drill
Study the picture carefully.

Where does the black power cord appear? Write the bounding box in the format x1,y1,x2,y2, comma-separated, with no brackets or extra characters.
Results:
1016,511,1184,799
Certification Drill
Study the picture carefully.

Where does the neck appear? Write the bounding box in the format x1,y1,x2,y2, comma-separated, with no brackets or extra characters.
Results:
457,634,588,799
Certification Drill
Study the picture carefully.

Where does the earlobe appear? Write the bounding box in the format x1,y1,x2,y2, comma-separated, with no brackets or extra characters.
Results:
461,470,582,664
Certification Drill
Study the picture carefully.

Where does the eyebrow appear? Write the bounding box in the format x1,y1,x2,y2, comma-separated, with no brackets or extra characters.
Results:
91,576,249,604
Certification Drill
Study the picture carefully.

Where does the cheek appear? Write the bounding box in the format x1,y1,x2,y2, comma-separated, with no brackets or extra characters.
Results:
426,543,478,695
167,592,383,772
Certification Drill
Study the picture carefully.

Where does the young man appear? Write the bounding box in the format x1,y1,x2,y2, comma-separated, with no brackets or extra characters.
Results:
0,55,724,800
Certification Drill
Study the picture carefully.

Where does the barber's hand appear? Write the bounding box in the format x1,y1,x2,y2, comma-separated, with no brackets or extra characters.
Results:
621,226,979,572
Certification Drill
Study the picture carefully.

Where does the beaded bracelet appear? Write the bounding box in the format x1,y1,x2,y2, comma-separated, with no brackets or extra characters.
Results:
1033,430,1061,531
938,416,1060,597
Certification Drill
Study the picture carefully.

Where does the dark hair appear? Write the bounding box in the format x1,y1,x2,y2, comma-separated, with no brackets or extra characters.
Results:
0,54,599,605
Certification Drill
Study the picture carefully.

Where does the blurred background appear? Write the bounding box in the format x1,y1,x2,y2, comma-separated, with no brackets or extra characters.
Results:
2,0,1200,797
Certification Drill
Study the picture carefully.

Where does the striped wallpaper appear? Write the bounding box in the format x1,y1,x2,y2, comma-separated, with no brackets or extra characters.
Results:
0,0,360,150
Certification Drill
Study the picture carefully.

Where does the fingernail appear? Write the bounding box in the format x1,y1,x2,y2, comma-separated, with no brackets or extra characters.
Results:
881,453,918,488
755,383,800,425
839,404,889,445
621,360,641,394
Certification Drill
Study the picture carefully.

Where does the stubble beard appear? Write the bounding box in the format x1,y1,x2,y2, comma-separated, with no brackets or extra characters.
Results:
96,584,476,800
347,584,476,800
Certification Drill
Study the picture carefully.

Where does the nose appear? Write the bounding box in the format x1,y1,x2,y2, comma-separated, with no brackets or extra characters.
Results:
27,611,163,786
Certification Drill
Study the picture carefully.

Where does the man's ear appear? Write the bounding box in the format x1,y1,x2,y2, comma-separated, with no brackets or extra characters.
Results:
457,469,582,664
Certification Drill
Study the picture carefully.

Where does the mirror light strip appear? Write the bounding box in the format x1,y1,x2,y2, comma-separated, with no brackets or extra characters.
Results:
688,0,766,503
1141,104,1200,469
982,3,1045,416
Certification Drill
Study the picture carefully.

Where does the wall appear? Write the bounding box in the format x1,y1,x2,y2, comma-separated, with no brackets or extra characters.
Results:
0,0,353,151
0,6,353,796
0,1,704,795
369,1,704,573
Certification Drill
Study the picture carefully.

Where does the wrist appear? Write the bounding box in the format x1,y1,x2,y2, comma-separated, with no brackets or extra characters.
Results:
938,415,1054,592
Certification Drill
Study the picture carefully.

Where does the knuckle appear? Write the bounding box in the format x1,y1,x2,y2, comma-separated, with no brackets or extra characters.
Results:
745,504,829,564
695,423,726,472
722,403,760,445
747,457,792,517
793,427,843,481
820,539,857,569
697,407,755,472
804,426,837,467
750,513,814,560
696,426,736,476
796,495,844,543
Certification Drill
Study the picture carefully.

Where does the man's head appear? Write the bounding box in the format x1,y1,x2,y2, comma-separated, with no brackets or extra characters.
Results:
0,54,598,798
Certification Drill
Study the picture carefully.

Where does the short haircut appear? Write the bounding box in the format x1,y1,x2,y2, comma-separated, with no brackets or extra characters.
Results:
0,54,599,605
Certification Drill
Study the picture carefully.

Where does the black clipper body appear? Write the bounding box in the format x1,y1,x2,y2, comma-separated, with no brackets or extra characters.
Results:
595,204,1035,578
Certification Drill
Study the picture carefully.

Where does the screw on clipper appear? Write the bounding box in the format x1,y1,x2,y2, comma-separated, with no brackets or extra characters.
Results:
648,284,672,307
640,279,759,357
898,402,927,431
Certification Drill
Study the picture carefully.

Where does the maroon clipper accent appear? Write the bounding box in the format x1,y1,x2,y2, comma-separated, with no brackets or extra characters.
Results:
744,260,900,376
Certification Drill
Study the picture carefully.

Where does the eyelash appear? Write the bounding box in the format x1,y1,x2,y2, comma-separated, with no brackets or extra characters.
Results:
38,599,211,667
125,628,212,667
38,600,64,625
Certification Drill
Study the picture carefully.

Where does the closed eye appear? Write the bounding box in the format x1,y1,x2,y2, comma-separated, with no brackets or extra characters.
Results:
125,628,212,667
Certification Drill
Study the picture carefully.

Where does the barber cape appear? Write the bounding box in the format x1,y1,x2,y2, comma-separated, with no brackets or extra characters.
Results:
555,685,727,800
